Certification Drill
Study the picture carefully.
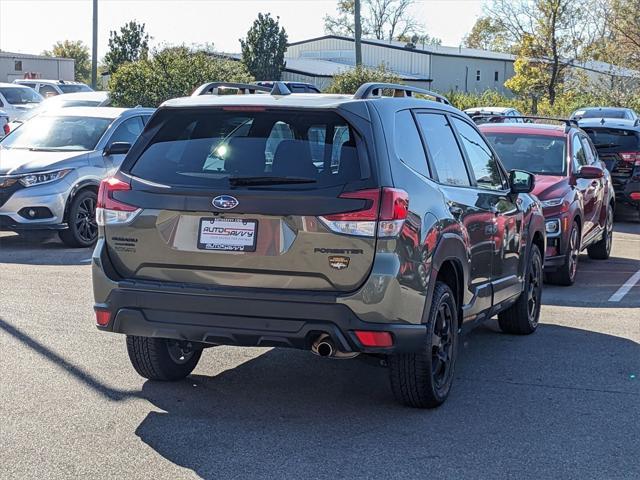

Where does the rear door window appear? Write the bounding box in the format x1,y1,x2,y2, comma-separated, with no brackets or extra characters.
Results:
416,113,470,186
129,109,366,189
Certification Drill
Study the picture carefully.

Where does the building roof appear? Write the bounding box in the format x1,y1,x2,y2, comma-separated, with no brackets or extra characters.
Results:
288,35,516,61
210,51,431,81
0,51,74,62
283,57,430,81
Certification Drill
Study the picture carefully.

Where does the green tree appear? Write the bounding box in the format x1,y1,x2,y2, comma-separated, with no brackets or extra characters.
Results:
43,40,91,83
109,46,253,107
486,0,602,104
240,13,287,81
326,64,400,94
462,16,512,52
103,20,150,74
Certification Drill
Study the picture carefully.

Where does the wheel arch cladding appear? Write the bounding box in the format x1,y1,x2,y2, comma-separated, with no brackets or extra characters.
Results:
64,181,99,221
436,260,463,324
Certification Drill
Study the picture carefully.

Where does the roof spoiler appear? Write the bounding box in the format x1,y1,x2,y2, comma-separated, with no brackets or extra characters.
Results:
353,82,450,104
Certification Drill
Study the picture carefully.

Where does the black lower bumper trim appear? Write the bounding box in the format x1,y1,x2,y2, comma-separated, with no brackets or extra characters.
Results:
98,286,428,354
0,215,68,231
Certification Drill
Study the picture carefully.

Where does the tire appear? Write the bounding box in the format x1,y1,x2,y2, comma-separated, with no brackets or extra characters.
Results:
126,336,202,381
498,244,543,335
545,221,579,286
388,281,459,408
587,204,613,260
58,189,98,248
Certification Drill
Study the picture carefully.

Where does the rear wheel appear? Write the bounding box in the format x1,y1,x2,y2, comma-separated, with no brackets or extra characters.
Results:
388,281,458,408
545,221,579,286
126,336,202,381
58,190,98,248
587,204,613,260
498,244,542,335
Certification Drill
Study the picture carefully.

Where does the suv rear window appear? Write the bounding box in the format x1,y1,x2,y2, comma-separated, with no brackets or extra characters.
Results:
129,109,366,189
582,128,640,151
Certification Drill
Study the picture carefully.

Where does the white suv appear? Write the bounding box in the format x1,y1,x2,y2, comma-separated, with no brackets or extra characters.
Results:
0,82,44,121
13,79,93,98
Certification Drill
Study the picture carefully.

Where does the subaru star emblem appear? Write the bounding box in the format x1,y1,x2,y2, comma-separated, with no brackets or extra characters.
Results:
212,195,239,210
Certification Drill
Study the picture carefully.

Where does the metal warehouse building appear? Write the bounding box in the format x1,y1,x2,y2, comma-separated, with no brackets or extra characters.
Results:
283,35,516,93
0,52,74,83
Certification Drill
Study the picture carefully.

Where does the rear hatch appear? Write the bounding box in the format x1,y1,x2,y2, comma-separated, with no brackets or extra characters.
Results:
99,106,382,292
583,127,640,186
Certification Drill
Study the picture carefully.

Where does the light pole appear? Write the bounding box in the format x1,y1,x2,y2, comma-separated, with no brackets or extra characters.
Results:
91,0,98,88
354,0,362,66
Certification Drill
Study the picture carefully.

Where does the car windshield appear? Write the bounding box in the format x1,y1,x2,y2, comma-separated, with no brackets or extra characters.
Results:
129,109,367,189
0,87,42,105
485,133,567,175
58,84,93,94
583,128,640,151
573,108,628,119
0,115,112,151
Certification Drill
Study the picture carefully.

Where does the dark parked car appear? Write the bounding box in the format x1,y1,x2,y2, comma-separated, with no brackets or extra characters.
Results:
92,83,546,408
482,118,615,285
579,118,640,218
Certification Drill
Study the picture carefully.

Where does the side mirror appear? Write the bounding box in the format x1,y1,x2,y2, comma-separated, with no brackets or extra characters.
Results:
510,169,535,194
575,165,604,179
104,142,131,156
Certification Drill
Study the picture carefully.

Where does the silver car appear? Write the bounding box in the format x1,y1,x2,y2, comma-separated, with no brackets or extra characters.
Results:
0,106,154,247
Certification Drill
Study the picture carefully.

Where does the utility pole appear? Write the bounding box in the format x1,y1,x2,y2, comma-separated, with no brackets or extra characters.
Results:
354,0,362,66
91,0,98,88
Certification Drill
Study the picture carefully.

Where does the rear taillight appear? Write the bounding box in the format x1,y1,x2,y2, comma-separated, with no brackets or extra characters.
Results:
96,177,141,226
619,151,640,166
354,330,394,347
95,309,111,327
2,123,9,135
319,188,408,238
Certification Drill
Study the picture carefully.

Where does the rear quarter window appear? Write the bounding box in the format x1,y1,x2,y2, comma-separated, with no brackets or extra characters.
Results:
129,109,368,189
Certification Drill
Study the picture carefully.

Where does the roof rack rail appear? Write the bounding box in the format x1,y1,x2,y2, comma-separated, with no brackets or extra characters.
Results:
353,82,450,104
191,82,271,96
478,115,579,132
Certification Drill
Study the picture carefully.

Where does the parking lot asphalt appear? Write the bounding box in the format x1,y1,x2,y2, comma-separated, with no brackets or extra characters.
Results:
1,222,638,480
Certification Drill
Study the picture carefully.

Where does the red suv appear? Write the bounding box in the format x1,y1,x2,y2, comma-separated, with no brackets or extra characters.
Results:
481,118,615,285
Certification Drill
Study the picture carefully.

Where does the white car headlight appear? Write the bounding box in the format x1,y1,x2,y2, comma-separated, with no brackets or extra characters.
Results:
18,169,72,187
540,198,564,208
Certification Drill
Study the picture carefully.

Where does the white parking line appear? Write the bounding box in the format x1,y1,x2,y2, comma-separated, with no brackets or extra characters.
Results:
608,269,640,302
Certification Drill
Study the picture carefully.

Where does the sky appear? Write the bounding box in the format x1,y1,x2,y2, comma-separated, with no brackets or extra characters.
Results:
0,0,484,58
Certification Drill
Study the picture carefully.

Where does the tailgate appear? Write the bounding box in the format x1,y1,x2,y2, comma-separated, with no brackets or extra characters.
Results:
104,106,378,292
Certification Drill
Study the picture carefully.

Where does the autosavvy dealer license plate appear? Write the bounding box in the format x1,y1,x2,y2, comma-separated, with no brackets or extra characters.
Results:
198,218,258,252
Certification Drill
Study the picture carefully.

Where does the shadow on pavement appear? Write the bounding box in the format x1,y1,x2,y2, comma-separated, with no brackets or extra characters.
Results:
134,323,639,479
0,232,92,266
0,317,138,402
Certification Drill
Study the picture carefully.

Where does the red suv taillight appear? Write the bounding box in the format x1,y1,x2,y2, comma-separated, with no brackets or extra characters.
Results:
2,123,9,135
619,151,640,166
319,188,409,237
96,177,141,226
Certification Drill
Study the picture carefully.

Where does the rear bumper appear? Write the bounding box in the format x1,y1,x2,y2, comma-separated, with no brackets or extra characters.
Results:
96,286,427,354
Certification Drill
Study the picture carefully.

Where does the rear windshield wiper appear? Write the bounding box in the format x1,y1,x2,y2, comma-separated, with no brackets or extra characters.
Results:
594,143,620,148
228,176,317,186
